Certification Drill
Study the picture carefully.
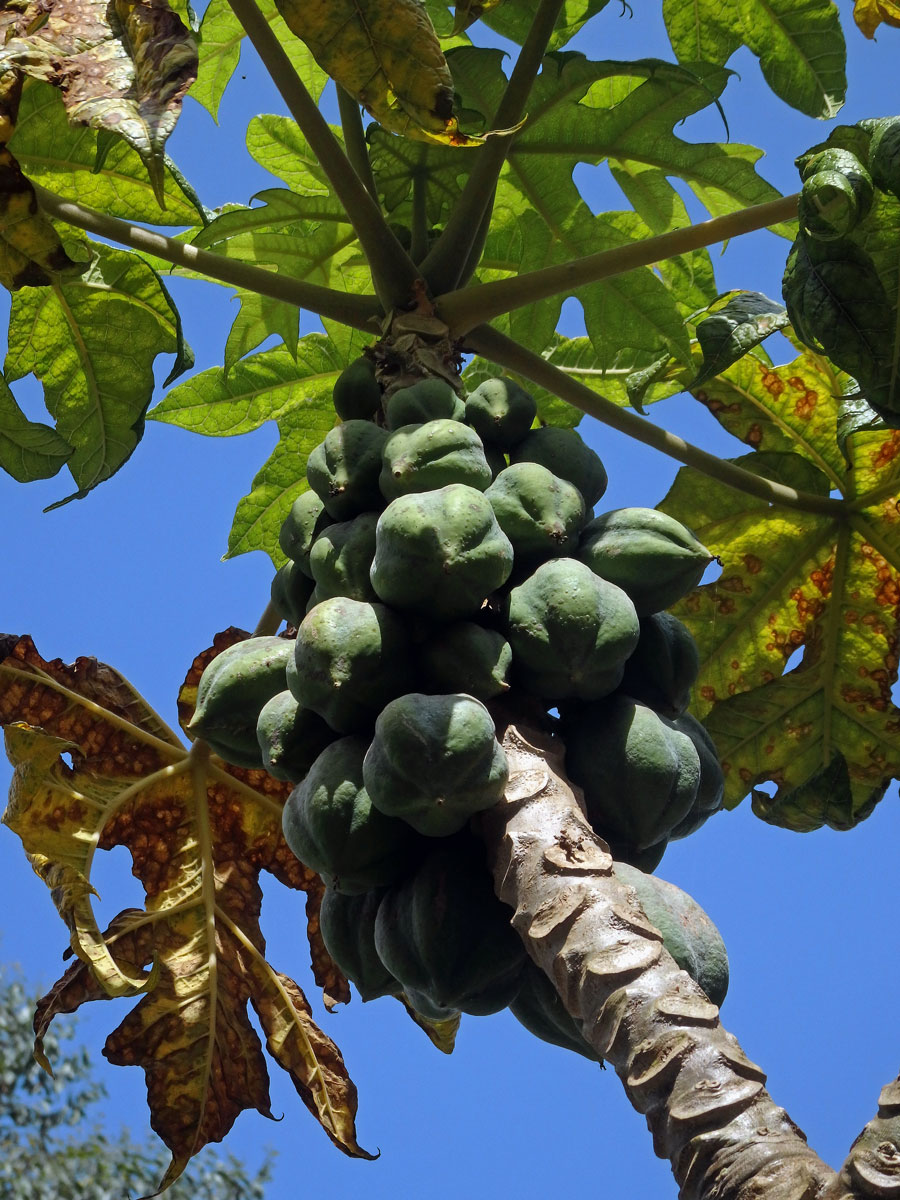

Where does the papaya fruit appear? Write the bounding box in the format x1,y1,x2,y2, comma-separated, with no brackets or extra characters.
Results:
306,421,388,520
290,597,415,733
256,689,336,783
379,419,492,501
504,559,640,701
578,507,715,615
619,611,700,718
384,377,465,429
270,560,316,627
187,636,294,768
319,886,399,1001
420,622,512,700
562,694,700,857
510,427,608,509
364,693,508,837
485,462,586,562
666,712,725,840
464,377,536,449
332,355,382,421
614,861,729,1007
374,837,526,1015
279,490,333,574
282,736,418,893
402,987,459,1021
308,511,379,603
508,960,601,1061
370,484,514,621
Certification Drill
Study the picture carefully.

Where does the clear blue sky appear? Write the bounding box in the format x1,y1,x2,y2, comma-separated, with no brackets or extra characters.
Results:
2,6,899,1198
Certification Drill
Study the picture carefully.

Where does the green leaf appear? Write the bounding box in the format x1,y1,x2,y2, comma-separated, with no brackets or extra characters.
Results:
9,81,203,225
664,0,846,118
192,0,328,122
692,290,790,384
430,0,612,49
224,291,299,372
5,240,184,504
0,376,73,482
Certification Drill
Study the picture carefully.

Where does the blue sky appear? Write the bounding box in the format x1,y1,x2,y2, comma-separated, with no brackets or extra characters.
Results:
2,4,899,1197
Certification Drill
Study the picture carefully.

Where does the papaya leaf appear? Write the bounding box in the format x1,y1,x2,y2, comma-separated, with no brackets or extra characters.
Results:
663,0,846,119
0,376,73,483
852,0,900,37
658,343,900,832
433,0,612,49
0,146,87,289
0,0,198,206
0,630,366,1192
692,291,790,385
5,239,188,506
192,0,327,121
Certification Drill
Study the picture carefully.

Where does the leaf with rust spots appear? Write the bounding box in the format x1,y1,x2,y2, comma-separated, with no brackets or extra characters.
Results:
659,343,900,829
1,632,366,1190
0,0,198,205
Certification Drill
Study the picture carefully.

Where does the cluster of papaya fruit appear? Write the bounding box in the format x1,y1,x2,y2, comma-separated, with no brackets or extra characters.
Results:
187,359,729,1050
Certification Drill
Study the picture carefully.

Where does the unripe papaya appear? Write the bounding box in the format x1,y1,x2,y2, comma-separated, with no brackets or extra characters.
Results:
380,419,492,501
579,507,715,614
188,636,294,768
402,987,459,1021
332,355,381,421
319,886,398,1001
306,421,388,520
508,961,601,1061
562,694,700,856
504,559,640,701
279,490,333,573
465,377,536,449
384,377,465,429
510,427,608,509
620,611,700,718
308,511,379,603
291,598,415,733
614,861,729,1006
666,712,725,840
364,693,508,837
282,736,417,893
270,560,316,627
485,462,586,562
370,485,514,621
256,689,336,783
374,837,526,1015
419,622,512,700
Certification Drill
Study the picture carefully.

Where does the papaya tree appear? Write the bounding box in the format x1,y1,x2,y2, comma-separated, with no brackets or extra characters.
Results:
1,0,899,1196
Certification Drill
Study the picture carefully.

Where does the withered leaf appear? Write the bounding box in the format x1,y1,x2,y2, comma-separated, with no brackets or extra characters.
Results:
1,632,367,1194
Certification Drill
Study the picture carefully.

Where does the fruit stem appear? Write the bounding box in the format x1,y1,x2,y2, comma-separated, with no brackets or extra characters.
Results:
254,599,282,636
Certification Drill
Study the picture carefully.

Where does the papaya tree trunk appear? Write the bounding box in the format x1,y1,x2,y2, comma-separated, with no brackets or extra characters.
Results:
477,711,842,1200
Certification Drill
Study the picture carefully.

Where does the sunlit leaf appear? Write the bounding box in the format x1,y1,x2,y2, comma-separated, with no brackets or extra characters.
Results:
853,0,900,37
0,630,367,1191
692,291,790,385
0,375,72,483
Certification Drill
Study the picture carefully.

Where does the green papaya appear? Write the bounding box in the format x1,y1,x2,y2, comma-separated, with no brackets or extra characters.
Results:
508,960,601,1062
614,861,729,1007
868,116,900,202
290,597,415,733
188,636,294,768
402,987,459,1021
270,560,316,627
384,377,465,429
562,694,700,857
256,689,336,783
364,693,508,837
620,612,700,718
279,490,333,574
319,887,398,1001
464,377,536,449
485,463,586,562
282,736,418,893
306,421,388,520
379,419,492,501
370,484,514,621
666,712,725,840
484,443,508,479
510,427,608,509
504,559,640,701
420,622,512,700
332,355,382,421
308,511,379,603
374,837,526,1015
579,508,715,615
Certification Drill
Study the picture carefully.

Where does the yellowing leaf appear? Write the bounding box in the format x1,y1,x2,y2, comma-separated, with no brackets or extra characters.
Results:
273,0,487,144
452,0,503,35
0,631,369,1192
853,0,900,37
